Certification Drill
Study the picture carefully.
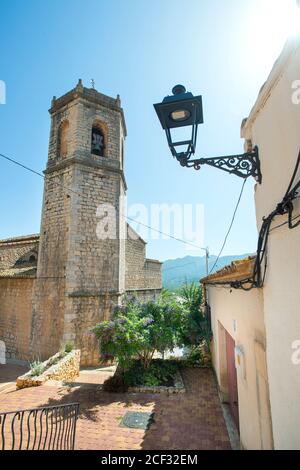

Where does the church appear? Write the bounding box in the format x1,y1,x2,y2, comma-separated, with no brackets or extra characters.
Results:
0,80,162,366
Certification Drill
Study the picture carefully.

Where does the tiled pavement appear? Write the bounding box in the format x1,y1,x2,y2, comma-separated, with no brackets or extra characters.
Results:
0,365,231,450
0,363,27,394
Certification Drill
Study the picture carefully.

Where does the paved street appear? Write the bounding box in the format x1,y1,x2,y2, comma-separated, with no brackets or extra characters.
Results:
0,365,231,450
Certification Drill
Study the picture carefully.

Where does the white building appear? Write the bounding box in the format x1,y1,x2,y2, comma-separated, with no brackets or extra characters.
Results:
202,32,300,450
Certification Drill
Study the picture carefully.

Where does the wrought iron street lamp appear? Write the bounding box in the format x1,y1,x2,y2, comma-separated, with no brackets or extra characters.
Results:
154,85,262,183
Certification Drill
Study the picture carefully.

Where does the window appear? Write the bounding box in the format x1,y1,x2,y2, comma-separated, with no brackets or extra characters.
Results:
91,127,105,156
121,140,124,169
15,253,37,265
57,120,69,157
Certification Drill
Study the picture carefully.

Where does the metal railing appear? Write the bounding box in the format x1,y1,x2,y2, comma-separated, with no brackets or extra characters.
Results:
0,403,79,450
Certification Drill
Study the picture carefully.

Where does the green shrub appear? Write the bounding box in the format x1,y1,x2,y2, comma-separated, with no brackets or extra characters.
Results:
47,355,60,367
123,359,178,387
102,372,128,393
181,345,211,368
103,359,178,391
30,360,45,377
92,294,187,370
64,341,74,353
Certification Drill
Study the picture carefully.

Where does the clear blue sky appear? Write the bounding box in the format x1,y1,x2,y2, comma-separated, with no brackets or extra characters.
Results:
0,0,297,261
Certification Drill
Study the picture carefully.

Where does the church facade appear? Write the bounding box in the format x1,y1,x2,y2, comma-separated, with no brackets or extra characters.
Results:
0,81,162,366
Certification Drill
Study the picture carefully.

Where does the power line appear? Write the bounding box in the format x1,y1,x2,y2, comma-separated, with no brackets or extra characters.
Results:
269,213,300,232
164,254,216,273
209,179,247,274
231,149,300,291
0,153,45,179
0,151,207,252
126,215,206,251
164,251,231,273
163,260,207,272
0,153,81,197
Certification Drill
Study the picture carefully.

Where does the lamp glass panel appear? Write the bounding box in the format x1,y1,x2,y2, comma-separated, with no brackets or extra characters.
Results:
170,109,191,122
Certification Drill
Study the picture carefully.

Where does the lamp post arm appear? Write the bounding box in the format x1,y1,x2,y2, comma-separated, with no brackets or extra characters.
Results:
177,146,262,183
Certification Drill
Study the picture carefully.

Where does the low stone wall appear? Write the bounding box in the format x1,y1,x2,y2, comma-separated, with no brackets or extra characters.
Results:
16,349,80,389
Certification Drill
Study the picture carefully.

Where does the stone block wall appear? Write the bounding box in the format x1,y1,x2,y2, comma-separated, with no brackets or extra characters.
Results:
68,293,120,366
66,163,124,294
0,83,162,367
0,278,35,361
48,83,126,168
125,225,162,291
126,289,162,302
31,164,72,360
33,83,127,366
17,349,81,389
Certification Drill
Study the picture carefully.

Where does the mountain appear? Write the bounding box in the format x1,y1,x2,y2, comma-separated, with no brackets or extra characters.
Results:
162,253,253,290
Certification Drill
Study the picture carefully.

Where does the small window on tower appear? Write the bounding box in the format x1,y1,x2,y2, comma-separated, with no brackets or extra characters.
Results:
121,140,124,169
91,127,105,156
57,120,69,157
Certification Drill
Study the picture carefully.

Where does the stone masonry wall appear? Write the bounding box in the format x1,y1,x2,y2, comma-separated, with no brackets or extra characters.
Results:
125,225,162,292
17,350,81,389
126,289,162,302
30,165,72,361
69,294,120,367
0,278,35,361
61,100,126,365
3,83,161,367
33,83,127,366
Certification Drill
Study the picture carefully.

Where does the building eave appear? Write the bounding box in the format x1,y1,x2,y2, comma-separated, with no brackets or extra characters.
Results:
0,267,37,279
145,258,163,265
201,256,255,285
127,223,147,245
0,234,40,246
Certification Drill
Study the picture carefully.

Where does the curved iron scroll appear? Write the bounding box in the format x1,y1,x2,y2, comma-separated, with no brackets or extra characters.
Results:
177,146,262,183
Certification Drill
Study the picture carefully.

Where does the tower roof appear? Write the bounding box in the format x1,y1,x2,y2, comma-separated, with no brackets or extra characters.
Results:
49,79,127,136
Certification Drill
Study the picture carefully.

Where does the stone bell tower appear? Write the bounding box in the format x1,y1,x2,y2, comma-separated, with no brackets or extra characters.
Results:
31,80,127,365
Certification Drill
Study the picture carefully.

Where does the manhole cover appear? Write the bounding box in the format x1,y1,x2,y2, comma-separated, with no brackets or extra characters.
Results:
120,412,154,430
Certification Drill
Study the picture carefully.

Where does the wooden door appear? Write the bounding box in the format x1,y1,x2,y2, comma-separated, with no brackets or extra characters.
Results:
226,330,239,430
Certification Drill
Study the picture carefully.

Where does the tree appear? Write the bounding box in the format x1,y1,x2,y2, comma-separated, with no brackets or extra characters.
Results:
179,283,212,349
92,293,186,370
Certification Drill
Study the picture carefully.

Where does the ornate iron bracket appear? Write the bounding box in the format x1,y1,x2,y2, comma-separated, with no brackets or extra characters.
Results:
177,146,262,183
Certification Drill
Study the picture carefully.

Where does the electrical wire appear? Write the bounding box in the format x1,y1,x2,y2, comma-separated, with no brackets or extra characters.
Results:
126,215,207,251
164,260,207,272
232,149,300,291
209,179,247,274
206,210,300,290
269,213,300,233
0,152,207,252
0,153,81,197
0,153,45,179
4,149,299,291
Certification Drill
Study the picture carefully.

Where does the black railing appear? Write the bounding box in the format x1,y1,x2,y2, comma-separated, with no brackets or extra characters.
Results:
0,403,79,450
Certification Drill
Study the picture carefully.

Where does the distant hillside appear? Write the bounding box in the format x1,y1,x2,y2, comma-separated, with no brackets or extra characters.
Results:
162,253,253,290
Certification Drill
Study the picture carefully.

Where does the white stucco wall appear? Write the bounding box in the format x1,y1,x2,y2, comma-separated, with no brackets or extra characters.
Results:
207,286,273,450
242,33,300,450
